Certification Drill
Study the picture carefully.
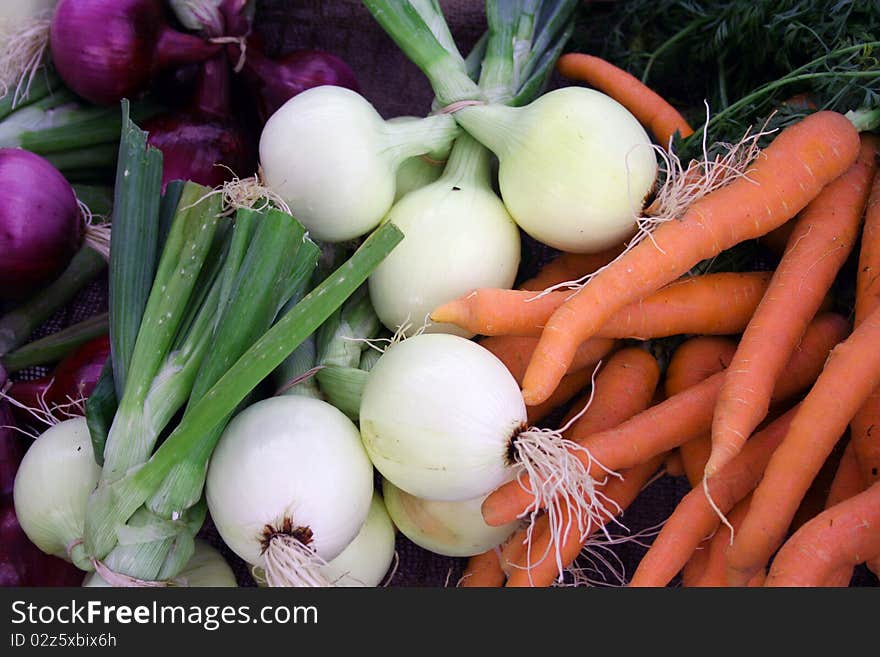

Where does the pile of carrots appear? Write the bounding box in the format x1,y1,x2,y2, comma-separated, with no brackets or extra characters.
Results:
447,54,880,587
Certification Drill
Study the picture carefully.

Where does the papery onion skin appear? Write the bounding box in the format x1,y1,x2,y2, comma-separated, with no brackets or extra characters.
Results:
382,478,517,558
0,148,81,299
359,333,524,502
206,395,374,568
49,0,220,106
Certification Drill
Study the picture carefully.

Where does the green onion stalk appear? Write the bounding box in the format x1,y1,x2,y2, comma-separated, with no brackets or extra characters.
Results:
82,222,402,581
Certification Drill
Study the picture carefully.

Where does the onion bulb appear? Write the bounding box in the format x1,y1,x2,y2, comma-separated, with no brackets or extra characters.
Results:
258,86,459,242
455,87,658,253
360,333,612,570
206,395,374,587
321,492,396,587
382,478,517,558
368,134,520,337
0,147,82,298
12,417,100,570
83,539,237,587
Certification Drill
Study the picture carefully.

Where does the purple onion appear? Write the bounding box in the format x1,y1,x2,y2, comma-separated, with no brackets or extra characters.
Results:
238,45,360,123
144,53,256,190
0,149,81,300
50,0,221,106
0,503,84,587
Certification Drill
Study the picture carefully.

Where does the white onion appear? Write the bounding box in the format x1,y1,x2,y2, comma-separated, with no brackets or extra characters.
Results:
321,492,396,587
456,86,658,253
368,134,521,337
359,333,524,502
259,86,458,243
83,539,237,587
13,417,100,569
382,478,517,557
206,395,374,587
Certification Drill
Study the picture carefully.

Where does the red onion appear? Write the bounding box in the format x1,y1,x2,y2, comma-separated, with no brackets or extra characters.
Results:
0,149,81,300
6,335,109,423
144,53,256,190
0,503,83,587
49,0,221,106
238,44,360,123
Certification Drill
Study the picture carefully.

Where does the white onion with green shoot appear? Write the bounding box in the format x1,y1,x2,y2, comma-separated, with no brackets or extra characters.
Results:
359,333,614,566
369,133,521,338
259,85,459,242
363,0,658,254
206,395,375,587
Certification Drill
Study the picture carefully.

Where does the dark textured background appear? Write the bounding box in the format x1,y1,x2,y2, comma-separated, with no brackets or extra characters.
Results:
10,0,878,588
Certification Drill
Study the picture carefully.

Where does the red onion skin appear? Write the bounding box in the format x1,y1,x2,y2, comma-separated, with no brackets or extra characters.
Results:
50,0,221,106
0,149,81,300
0,504,84,587
238,46,360,123
6,336,109,425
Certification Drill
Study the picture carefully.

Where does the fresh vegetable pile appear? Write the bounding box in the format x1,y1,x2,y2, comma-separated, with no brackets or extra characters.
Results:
1,0,879,588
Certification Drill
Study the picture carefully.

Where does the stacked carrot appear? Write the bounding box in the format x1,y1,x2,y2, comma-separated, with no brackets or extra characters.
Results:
450,55,880,587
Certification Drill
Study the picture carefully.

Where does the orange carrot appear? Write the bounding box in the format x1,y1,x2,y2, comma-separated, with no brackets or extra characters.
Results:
458,548,506,587
526,366,594,426
708,136,879,477
519,245,623,292
764,481,880,587
628,407,798,587
433,271,772,339
502,347,660,586
482,312,848,528
850,167,880,486
521,111,861,406
821,441,863,587
663,450,686,478
664,336,739,486
556,53,694,146
726,307,880,586
687,495,753,587
505,456,665,587
479,335,616,386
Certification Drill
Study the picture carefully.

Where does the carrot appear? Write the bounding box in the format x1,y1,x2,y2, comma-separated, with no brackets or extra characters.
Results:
505,456,665,587
482,312,849,528
556,53,694,146
479,335,616,386
521,111,862,406
707,136,880,477
850,167,880,486
664,336,739,486
519,245,623,292
432,271,772,339
821,440,863,587
501,347,660,586
758,218,797,257
687,495,754,587
458,548,506,587
764,481,880,587
628,407,798,587
663,450,686,478
726,306,880,586
526,366,594,426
